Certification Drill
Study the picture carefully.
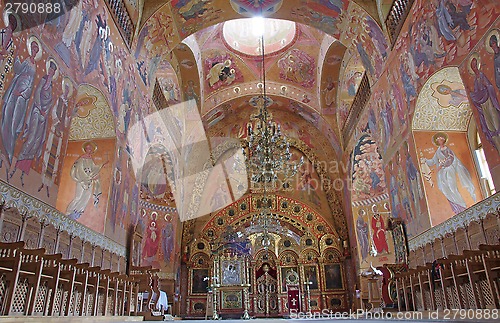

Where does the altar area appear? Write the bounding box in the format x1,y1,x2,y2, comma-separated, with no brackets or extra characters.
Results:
182,198,350,319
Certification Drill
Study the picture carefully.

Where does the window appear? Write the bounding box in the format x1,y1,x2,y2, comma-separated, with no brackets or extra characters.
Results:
473,132,495,197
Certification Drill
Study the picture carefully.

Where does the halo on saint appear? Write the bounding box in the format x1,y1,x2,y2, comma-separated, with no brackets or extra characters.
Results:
27,35,42,61
432,132,449,146
81,141,98,154
3,8,21,34
46,57,59,79
485,28,500,54
467,52,480,75
62,77,74,97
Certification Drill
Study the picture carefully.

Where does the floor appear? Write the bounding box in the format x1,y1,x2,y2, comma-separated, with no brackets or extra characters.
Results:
141,310,499,322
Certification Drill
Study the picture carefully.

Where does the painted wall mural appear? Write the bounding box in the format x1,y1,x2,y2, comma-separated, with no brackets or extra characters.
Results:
351,134,386,202
139,207,182,274
414,130,482,225
56,139,114,234
350,133,395,269
353,202,395,269
204,53,242,92
229,0,284,16
459,23,500,185
0,0,157,249
278,49,316,88
385,141,430,237
290,0,348,38
337,52,364,129
413,67,473,132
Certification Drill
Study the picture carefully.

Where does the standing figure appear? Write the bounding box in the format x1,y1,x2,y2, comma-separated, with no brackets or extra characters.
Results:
143,212,160,261
468,56,500,152
38,77,73,197
371,211,389,254
405,145,423,219
66,141,108,220
0,11,20,93
0,36,41,172
356,210,369,263
11,60,58,185
488,34,500,90
389,162,401,218
422,132,476,214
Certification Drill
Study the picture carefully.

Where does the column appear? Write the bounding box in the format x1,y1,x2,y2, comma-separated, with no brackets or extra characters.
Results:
17,212,30,242
452,232,459,254
54,227,62,254
91,244,97,266
68,234,75,259
480,219,488,244
0,202,6,236
464,226,471,250
439,237,446,258
80,240,86,263
38,220,49,248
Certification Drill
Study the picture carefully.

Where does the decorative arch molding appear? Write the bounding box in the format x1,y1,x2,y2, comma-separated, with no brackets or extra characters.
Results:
278,250,300,266
199,194,340,243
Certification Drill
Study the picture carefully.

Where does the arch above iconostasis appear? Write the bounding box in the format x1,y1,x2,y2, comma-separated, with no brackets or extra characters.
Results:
196,193,341,248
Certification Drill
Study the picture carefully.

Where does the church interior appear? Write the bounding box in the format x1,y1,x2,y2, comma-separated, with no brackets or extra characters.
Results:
0,0,499,320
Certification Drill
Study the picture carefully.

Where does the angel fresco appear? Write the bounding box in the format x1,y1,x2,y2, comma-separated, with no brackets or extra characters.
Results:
278,49,315,88
206,59,235,88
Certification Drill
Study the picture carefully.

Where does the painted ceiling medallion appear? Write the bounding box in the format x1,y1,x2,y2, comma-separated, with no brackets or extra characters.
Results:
229,0,283,17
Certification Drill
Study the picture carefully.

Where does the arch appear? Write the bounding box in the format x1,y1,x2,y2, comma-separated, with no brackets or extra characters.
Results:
412,66,483,226
69,84,116,140
201,194,340,242
412,67,472,132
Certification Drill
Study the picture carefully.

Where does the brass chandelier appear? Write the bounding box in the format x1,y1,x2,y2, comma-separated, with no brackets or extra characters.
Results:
244,30,304,245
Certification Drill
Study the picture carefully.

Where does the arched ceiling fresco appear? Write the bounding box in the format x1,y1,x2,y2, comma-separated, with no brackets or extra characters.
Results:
413,67,473,131
69,84,116,140
132,0,390,240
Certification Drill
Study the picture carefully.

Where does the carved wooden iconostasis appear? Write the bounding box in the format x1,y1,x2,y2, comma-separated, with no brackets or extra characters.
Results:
183,194,349,318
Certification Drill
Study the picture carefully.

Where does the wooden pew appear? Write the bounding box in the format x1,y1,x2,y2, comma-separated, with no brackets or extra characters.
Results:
478,244,500,307
73,262,90,316
53,258,77,316
0,241,25,315
37,253,63,316
16,247,46,315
